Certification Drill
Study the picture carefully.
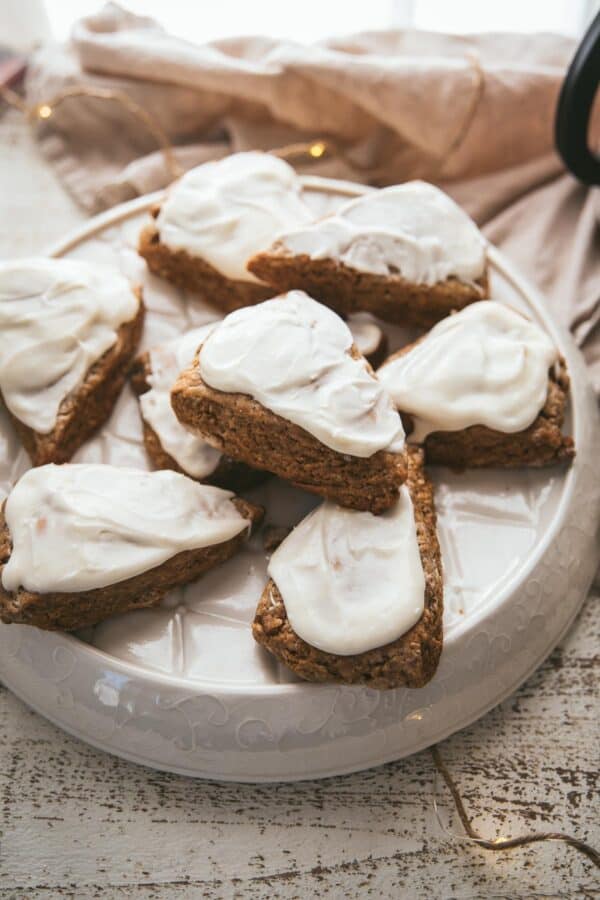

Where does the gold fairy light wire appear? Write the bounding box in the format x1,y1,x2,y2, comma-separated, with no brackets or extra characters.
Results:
273,51,485,172
431,746,600,867
0,82,185,181
439,50,485,163
0,82,339,181
271,139,333,163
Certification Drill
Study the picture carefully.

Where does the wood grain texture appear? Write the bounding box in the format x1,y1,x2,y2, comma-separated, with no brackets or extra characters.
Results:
0,112,598,899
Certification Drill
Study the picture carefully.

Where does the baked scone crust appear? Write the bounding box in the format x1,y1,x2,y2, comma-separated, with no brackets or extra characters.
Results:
0,497,262,631
247,243,489,329
139,216,273,313
252,447,443,690
130,352,267,492
170,346,408,514
381,341,575,468
1,289,145,467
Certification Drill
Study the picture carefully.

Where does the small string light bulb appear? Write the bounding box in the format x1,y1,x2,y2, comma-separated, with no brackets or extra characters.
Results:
37,104,53,119
309,141,326,158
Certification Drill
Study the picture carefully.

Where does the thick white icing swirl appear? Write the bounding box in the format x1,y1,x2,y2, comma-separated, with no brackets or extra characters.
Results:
156,151,313,283
199,291,405,458
0,258,139,433
140,324,222,478
347,313,383,358
1,464,249,593
268,486,425,656
378,301,559,441
276,181,487,285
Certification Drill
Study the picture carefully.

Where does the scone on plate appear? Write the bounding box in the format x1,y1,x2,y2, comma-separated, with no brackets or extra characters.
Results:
378,301,575,468
252,447,443,690
248,181,489,328
0,258,144,466
138,151,313,313
0,464,263,631
171,291,407,514
130,323,266,492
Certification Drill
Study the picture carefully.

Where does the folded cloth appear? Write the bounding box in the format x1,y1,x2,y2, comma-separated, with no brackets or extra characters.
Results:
25,2,600,390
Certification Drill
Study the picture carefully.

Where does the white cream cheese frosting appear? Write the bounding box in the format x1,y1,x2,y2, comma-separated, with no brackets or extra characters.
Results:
156,151,313,283
347,313,383,359
378,301,559,442
276,181,487,285
140,323,222,478
199,291,405,458
0,258,139,433
1,464,249,593
268,486,425,656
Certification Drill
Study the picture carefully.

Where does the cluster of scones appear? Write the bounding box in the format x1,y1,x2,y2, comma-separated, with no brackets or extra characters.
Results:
0,152,575,690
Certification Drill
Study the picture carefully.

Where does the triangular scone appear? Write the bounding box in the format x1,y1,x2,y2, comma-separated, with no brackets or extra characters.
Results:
171,291,407,513
138,151,313,313
378,301,575,468
0,464,262,631
252,447,443,690
130,324,266,493
0,258,144,466
248,181,489,328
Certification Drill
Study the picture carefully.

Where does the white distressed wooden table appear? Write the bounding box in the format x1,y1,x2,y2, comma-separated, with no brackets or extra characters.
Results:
0,110,598,899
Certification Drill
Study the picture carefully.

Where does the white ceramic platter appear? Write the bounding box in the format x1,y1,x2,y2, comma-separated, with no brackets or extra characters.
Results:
1,177,599,782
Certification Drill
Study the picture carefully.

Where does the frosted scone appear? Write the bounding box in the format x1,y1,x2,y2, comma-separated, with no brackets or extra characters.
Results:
171,291,407,513
0,258,144,466
248,181,489,328
130,323,265,491
138,152,313,312
0,465,262,631
378,302,575,468
252,448,443,689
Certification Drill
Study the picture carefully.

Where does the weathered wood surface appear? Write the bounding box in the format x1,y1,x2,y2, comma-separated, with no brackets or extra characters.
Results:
0,111,598,899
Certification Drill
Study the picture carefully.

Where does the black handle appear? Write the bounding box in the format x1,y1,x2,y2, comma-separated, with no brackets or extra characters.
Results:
555,11,600,186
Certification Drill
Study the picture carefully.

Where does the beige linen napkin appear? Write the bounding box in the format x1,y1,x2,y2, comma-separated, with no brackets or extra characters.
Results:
25,2,600,388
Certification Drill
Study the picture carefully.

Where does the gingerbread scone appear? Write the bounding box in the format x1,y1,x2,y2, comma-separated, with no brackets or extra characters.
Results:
171,291,407,514
130,323,266,492
0,258,144,466
248,181,489,329
252,447,443,690
378,301,575,468
138,152,313,313
0,464,262,631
